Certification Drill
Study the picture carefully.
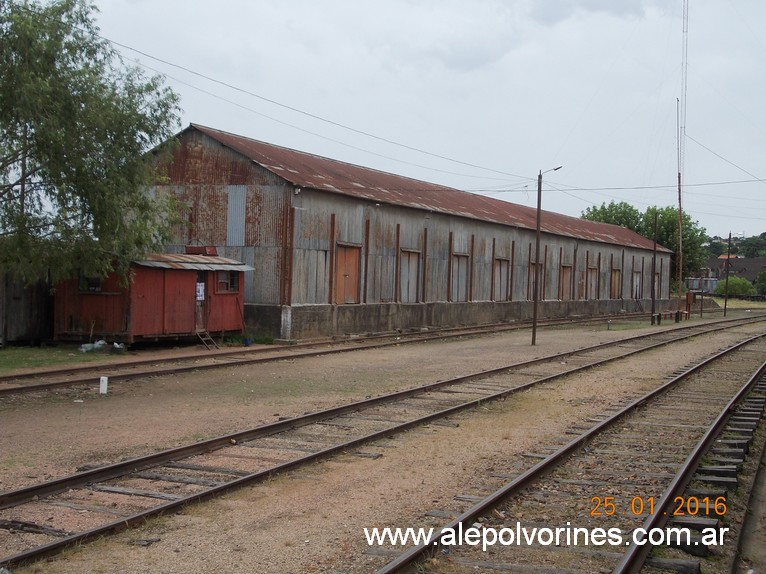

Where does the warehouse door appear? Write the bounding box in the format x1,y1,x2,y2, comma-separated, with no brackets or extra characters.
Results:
587,268,598,300
493,259,509,301
400,251,420,303
560,265,572,300
451,254,469,302
335,245,360,304
610,270,621,299
632,271,642,299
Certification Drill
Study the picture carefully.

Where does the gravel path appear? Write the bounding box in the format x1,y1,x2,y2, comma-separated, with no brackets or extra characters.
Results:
2,316,764,573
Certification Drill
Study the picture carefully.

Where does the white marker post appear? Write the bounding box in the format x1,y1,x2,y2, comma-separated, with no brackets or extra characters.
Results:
99,376,109,395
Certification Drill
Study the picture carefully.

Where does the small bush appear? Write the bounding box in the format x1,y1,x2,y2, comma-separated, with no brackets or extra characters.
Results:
714,276,756,297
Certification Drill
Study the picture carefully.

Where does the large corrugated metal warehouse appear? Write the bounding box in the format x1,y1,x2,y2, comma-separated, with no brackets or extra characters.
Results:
158,124,673,340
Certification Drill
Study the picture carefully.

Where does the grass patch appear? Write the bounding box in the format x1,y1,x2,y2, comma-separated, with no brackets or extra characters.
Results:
224,333,274,346
709,296,766,310
0,344,125,374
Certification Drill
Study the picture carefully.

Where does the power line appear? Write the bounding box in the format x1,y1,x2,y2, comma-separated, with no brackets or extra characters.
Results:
130,59,516,184
14,2,532,183
473,177,766,194
685,132,766,184
105,37,533,183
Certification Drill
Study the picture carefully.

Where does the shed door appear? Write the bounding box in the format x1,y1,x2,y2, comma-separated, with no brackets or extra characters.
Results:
195,271,208,331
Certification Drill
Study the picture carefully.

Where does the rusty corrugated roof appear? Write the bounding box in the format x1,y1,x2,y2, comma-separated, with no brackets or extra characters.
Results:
187,124,670,252
134,253,254,271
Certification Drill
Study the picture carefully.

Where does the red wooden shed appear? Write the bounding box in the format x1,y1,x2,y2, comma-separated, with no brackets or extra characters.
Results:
54,252,253,344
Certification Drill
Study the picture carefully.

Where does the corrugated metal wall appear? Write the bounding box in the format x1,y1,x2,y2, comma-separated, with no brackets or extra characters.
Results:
161,130,290,306
162,129,672,333
290,189,671,308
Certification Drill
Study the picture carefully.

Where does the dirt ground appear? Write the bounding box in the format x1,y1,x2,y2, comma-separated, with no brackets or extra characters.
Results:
1,316,765,573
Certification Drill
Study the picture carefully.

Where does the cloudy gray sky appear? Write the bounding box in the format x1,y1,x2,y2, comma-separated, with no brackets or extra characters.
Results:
94,0,765,238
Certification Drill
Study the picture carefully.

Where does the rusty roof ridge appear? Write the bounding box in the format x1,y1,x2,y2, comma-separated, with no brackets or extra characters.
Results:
182,123,671,253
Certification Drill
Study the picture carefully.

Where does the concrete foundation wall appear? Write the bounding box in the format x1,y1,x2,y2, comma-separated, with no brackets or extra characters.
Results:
246,298,675,341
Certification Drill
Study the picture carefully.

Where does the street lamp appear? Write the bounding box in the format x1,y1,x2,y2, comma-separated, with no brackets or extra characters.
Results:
531,165,563,346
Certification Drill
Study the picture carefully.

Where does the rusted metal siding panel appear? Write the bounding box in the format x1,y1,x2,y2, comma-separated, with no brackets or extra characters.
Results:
160,134,291,306
207,272,246,332
471,234,492,302
160,126,675,319
366,211,396,303
227,185,247,246
161,270,196,334
293,248,329,304
513,237,534,301
542,239,560,300
130,267,165,336
54,274,128,337
189,124,671,253
399,251,420,303
172,184,228,246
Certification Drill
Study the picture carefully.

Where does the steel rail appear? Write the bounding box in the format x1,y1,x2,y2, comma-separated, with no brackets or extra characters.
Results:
0,317,753,510
373,334,766,574
1,326,763,568
0,313,652,385
612,360,766,574
2,313,762,397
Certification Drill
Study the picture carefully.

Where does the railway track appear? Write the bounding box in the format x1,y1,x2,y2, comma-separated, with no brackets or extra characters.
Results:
0,312,753,398
0,317,764,568
372,336,766,574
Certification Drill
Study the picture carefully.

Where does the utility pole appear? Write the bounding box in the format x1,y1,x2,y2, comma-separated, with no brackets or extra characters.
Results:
531,165,562,346
651,211,658,323
677,170,684,313
723,232,732,317
531,171,543,346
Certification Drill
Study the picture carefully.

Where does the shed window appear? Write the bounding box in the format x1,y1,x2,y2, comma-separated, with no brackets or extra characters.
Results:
79,274,102,292
216,271,240,293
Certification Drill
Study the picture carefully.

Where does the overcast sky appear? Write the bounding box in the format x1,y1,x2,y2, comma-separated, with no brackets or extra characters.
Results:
93,0,765,238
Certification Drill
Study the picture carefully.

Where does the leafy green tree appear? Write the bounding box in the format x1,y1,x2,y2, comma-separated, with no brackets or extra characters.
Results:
582,201,642,232
707,240,726,257
738,234,766,258
714,276,756,297
640,206,707,283
0,0,181,283
581,202,707,283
